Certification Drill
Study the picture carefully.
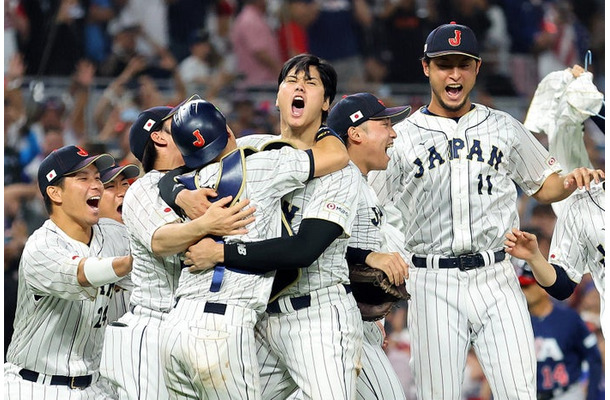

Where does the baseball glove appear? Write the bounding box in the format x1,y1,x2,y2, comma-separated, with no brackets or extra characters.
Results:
349,263,410,321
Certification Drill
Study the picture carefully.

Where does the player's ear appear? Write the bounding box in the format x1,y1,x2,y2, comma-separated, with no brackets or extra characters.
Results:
346,126,362,143
322,97,330,112
422,60,430,77
46,185,63,204
150,130,168,147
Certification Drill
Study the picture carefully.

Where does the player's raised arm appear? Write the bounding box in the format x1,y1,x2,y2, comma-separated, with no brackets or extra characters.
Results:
76,255,133,287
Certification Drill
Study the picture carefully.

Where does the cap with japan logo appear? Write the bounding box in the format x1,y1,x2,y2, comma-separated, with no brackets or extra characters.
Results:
37,145,115,196
423,21,481,61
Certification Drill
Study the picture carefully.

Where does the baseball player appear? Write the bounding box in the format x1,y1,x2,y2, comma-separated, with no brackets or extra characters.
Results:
176,54,364,400
98,163,141,323
4,145,132,399
504,181,606,335
517,263,602,400
326,92,411,400
98,104,255,400
367,22,605,400
156,98,349,399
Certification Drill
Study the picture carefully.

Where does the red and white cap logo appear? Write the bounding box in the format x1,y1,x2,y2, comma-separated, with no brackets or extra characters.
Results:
143,119,156,132
350,111,363,123
46,169,57,182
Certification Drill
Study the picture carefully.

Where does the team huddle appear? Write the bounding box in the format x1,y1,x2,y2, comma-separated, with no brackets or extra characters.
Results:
4,23,605,400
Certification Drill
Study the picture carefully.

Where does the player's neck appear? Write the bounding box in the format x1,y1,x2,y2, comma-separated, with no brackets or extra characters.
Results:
280,128,316,149
528,297,553,318
50,213,94,245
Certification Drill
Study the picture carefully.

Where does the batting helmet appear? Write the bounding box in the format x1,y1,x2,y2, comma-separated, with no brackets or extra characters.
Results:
171,99,229,169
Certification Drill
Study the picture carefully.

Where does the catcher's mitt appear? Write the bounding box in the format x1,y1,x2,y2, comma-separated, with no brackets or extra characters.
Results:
349,263,410,321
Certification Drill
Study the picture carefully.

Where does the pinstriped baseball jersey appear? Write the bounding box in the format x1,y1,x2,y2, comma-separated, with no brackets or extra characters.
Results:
6,218,129,376
548,183,605,317
122,170,183,312
278,161,361,296
349,176,384,252
237,134,362,296
174,146,312,310
369,104,562,256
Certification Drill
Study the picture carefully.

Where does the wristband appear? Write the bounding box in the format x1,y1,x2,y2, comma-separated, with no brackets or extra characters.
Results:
83,257,121,287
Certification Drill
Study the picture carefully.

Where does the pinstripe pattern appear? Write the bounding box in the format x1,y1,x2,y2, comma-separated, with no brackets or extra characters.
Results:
238,134,364,400
281,162,361,296
349,176,407,400
161,299,260,400
5,218,129,398
100,170,180,400
158,146,315,399
367,105,549,400
407,261,536,399
356,321,406,400
258,285,363,400
548,183,605,322
122,171,183,312
369,105,561,256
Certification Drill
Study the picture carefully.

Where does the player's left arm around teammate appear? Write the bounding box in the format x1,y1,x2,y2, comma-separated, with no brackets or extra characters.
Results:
533,167,605,203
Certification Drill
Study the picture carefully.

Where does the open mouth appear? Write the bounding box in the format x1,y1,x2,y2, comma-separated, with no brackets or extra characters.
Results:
117,204,123,215
292,96,305,117
446,84,463,99
87,196,100,210
385,142,394,154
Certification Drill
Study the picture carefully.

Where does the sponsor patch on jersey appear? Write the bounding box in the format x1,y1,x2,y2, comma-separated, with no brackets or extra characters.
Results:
546,156,557,167
323,201,349,218
350,111,363,123
143,119,156,132
46,169,57,182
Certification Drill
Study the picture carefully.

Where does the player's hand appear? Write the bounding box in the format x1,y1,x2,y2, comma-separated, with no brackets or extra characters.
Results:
365,252,409,285
197,196,256,237
503,228,541,262
184,237,223,272
563,167,604,191
176,187,217,220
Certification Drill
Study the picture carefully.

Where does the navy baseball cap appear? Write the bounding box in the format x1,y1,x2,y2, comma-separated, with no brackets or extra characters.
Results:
129,106,173,161
327,93,411,139
38,145,115,195
423,22,481,60
100,163,141,184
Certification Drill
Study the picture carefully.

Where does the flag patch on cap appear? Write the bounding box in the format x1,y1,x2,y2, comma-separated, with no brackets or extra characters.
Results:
350,111,363,123
46,169,57,182
143,119,156,132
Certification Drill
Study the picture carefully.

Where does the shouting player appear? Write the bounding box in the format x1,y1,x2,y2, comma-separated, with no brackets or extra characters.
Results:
157,97,348,399
4,145,132,399
368,22,604,400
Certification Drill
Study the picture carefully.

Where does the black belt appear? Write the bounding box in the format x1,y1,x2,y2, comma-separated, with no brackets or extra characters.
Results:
266,284,352,314
411,250,505,271
19,368,92,389
173,298,227,315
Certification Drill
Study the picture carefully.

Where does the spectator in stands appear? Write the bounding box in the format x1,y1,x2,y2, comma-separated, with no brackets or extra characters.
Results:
83,0,122,65
167,0,210,61
292,0,372,87
230,0,282,88
178,28,233,100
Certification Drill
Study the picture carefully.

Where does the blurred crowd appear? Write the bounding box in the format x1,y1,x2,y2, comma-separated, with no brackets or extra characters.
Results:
4,0,606,398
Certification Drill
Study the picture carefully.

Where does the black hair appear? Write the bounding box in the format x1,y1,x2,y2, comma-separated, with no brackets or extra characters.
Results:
278,54,337,122
141,138,157,173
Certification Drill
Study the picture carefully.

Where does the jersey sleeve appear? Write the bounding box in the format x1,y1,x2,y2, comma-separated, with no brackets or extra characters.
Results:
507,117,562,196
123,174,181,253
548,204,587,283
21,234,98,300
250,147,311,198
301,163,361,236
